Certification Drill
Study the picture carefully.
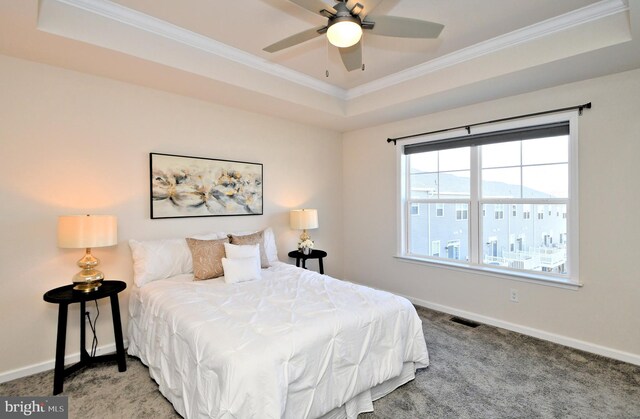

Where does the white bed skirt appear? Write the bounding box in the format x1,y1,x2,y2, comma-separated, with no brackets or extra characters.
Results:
319,361,417,419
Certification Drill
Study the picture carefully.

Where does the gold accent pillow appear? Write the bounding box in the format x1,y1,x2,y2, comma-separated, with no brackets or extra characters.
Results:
186,237,229,280
228,230,270,268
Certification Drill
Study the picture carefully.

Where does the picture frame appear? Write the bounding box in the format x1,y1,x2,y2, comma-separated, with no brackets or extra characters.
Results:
150,152,263,219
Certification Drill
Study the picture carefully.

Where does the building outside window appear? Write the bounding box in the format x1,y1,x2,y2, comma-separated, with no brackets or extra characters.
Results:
400,112,578,285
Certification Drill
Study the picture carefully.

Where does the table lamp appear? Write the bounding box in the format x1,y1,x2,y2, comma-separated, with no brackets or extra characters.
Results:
290,209,318,242
57,214,118,292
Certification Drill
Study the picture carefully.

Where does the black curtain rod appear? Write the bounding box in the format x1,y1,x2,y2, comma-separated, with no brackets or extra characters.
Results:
387,102,592,145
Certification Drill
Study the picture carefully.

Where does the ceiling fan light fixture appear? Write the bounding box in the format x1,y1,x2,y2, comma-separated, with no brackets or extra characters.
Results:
327,18,362,48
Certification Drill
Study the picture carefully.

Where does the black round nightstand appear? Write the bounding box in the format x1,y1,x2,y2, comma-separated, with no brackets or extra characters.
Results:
288,249,327,274
43,280,127,395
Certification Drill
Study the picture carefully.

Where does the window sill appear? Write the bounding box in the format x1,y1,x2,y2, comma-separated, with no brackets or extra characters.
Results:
394,255,582,290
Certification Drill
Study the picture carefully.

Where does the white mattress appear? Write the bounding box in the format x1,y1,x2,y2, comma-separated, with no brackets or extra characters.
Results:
128,262,429,419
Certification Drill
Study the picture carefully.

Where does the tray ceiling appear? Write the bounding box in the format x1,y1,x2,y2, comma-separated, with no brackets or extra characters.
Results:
0,0,638,131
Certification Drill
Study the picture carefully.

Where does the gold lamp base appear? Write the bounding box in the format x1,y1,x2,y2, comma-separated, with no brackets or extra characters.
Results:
299,229,311,242
73,280,102,293
72,248,104,293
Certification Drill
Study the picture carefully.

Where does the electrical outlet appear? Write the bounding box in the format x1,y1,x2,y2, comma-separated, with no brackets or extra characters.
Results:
510,289,519,303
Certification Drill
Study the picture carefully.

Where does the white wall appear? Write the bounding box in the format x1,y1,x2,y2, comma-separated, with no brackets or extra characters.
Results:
342,68,640,362
0,54,343,378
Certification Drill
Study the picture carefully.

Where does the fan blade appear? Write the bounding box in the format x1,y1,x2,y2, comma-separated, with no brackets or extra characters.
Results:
346,0,382,18
289,0,336,17
339,42,362,72
366,15,444,38
263,26,325,53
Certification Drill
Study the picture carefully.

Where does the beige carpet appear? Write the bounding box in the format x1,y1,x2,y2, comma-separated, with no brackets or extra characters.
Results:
1,306,639,418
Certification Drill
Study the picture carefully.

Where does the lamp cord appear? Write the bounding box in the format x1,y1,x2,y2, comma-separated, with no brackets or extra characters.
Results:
85,300,100,357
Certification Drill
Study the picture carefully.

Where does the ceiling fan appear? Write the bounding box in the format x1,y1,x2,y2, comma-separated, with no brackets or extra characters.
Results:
263,0,444,72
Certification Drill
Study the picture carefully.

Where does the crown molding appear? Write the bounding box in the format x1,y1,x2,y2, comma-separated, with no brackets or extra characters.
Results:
40,0,628,105
48,0,348,100
345,0,629,100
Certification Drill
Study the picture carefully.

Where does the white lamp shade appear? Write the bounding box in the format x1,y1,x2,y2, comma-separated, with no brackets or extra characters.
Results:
327,20,362,48
290,209,318,230
58,215,118,248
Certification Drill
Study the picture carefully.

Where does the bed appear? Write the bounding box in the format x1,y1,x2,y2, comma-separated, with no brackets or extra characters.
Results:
127,229,429,418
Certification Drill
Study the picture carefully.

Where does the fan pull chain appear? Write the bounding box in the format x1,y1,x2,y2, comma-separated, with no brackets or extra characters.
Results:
361,35,365,71
326,36,330,78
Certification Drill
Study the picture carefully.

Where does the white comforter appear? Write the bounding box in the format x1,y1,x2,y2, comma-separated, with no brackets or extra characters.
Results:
128,262,429,419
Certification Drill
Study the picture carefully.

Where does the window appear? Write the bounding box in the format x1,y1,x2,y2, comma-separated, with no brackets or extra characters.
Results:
400,112,578,285
456,204,468,220
410,204,420,216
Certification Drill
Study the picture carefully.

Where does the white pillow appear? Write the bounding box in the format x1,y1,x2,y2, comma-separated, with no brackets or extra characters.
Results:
129,238,192,287
223,243,261,272
221,257,261,284
129,231,228,287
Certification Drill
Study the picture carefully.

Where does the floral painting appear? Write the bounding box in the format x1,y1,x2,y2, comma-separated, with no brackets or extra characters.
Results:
150,153,263,219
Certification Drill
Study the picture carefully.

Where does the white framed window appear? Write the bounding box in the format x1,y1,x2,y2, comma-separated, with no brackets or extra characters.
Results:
398,111,579,286
410,203,420,216
456,203,468,221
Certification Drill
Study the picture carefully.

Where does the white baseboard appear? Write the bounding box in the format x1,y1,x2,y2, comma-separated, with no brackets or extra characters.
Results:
0,340,129,384
402,294,640,366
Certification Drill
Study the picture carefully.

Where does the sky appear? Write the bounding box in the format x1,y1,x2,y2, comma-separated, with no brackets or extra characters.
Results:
409,136,569,199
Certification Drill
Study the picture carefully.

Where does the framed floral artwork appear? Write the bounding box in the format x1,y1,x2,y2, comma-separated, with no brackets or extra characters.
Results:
150,153,263,219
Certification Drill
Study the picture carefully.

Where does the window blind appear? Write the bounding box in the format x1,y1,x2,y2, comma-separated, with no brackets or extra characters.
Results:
403,121,569,155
